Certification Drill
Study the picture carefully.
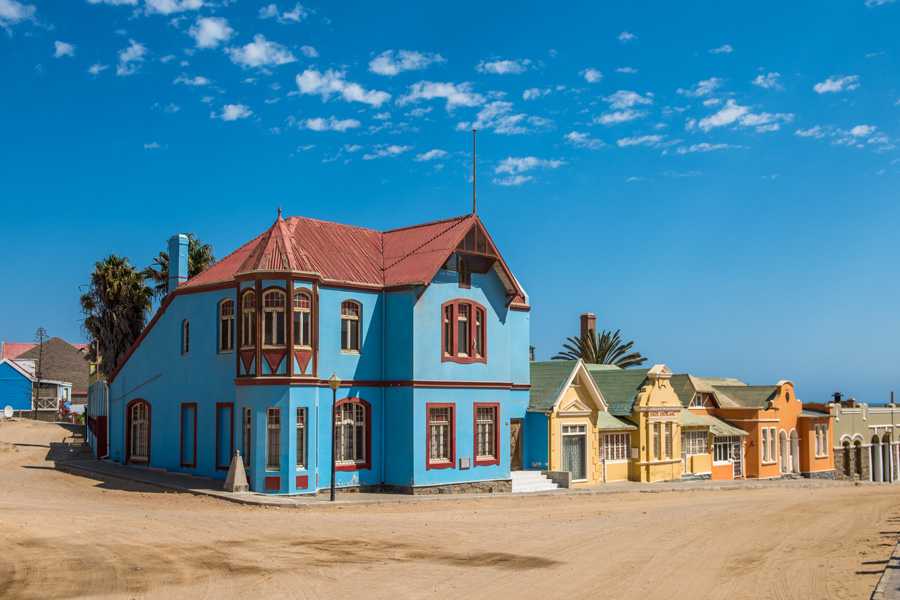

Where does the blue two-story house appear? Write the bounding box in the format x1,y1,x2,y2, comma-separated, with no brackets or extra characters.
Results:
103,211,532,494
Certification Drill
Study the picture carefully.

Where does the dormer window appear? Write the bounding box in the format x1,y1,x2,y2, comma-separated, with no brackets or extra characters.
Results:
263,290,286,347
293,291,312,348
241,291,256,349
691,393,704,408
219,299,234,352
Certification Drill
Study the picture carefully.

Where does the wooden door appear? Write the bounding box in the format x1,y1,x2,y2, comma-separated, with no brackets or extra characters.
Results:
510,418,523,471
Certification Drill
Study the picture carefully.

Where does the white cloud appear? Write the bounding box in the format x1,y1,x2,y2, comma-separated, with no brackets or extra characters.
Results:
300,116,361,131
866,0,897,6
369,50,445,76
227,34,296,69
415,149,447,161
456,101,551,135
795,126,827,139
174,74,210,86
709,44,733,54
0,0,36,29
849,124,876,137
372,112,390,120
593,109,647,125
296,68,391,107
813,75,860,93
677,77,723,97
618,31,636,43
495,156,565,174
259,3,309,23
159,54,176,63
188,16,233,49
676,143,742,154
53,41,75,58
581,68,603,83
116,40,147,76
617,135,663,147
210,104,252,121
523,87,551,100
493,175,534,186
616,67,638,74
398,81,485,110
476,58,531,75
564,131,605,149
702,98,722,107
144,0,203,15
86,0,136,4
343,144,362,152
363,144,412,160
737,111,794,132
603,90,653,109
406,106,432,117
695,99,748,131
300,45,317,57
144,142,161,149
87,64,108,75
751,72,782,90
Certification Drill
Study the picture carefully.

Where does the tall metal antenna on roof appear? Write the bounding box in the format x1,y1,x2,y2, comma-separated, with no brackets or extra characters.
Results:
472,129,477,214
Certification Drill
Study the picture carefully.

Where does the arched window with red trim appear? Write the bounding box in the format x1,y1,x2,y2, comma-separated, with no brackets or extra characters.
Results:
126,399,151,464
441,300,487,364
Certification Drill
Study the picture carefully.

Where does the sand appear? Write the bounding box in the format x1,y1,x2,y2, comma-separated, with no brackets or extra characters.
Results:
1,419,898,599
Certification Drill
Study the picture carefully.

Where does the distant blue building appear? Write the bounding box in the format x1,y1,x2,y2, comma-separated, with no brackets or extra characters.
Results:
0,358,34,413
103,211,532,494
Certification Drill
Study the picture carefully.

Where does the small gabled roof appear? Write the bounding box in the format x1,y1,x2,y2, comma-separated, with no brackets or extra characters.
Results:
671,374,750,408
0,358,35,381
679,409,747,437
586,366,650,416
529,360,579,412
712,385,778,408
596,412,638,431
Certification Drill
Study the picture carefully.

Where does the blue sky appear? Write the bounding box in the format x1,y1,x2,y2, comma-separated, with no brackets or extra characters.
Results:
1,0,899,403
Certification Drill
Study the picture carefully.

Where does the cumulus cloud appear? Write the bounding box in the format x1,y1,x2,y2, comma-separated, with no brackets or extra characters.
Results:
226,34,296,69
616,67,638,74
737,111,794,132
0,0,36,29
116,39,147,76
694,99,748,131
210,104,252,121
296,68,391,107
300,116,361,131
476,58,531,75
581,68,603,83
677,77,723,97
849,124,876,137
174,74,210,85
189,16,233,49
415,149,447,161
676,143,742,154
703,98,722,107
617,135,664,147
53,41,75,58
144,0,203,15
689,100,792,132
751,72,782,89
617,31,636,43
603,90,653,109
398,81,485,111
87,63,108,75
363,144,412,160
456,101,551,135
495,156,565,174
299,45,318,57
259,3,309,23
564,131,605,149
709,44,733,54
369,50,444,76
794,125,826,138
593,109,647,125
813,75,860,93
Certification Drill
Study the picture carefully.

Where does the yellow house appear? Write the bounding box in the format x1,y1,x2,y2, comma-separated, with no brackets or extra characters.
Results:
529,360,637,485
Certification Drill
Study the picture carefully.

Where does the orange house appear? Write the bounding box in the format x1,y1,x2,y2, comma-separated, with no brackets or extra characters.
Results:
672,376,834,479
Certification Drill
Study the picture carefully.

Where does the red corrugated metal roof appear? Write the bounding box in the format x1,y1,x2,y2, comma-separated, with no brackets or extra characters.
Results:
1,342,87,360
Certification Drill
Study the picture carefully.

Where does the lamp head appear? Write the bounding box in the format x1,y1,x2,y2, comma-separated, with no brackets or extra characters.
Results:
328,373,341,391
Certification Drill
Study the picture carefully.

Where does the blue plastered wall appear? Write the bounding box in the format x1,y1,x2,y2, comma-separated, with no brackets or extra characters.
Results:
0,362,32,411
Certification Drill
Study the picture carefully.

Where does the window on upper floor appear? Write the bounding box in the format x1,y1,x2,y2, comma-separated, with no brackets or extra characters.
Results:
690,393,705,408
293,291,312,348
241,291,256,349
263,290,286,347
341,300,361,353
219,299,234,352
458,258,471,289
181,320,189,355
441,300,487,364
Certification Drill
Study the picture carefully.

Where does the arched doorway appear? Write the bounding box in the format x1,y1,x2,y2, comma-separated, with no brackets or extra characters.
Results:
790,430,800,473
872,435,882,482
780,430,789,474
854,439,863,478
883,433,893,483
842,440,852,477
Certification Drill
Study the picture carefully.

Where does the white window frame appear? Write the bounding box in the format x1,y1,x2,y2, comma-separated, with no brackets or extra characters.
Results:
603,432,631,462
690,393,705,408
475,406,496,460
130,402,149,460
296,407,307,470
713,436,739,464
682,430,709,456
562,424,588,482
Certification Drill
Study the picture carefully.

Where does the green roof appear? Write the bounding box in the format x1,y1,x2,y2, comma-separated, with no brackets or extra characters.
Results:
596,412,637,431
528,361,578,412
679,409,747,437
713,385,777,408
670,374,697,407
586,366,649,416
799,409,832,419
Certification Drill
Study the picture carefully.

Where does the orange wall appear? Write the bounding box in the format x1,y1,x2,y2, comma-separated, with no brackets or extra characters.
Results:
711,462,734,481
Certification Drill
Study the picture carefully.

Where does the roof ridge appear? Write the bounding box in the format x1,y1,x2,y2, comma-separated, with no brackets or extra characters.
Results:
285,215,384,234
383,214,470,234
382,215,472,274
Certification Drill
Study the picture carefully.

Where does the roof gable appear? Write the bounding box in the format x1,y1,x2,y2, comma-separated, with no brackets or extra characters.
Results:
586,365,648,416
0,358,34,381
14,338,90,394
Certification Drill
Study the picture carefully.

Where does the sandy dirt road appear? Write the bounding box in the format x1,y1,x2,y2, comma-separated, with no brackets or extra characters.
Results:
1,420,898,600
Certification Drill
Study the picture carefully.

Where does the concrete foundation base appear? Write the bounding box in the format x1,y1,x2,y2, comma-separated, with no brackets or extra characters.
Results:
802,470,836,480
383,480,512,495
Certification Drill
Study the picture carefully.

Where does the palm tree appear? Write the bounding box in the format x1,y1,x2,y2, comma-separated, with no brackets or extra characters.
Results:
553,328,648,369
142,233,217,301
80,255,153,377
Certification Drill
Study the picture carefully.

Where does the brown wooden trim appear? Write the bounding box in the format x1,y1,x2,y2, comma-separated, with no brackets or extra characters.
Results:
441,299,487,365
233,378,530,389
286,279,294,377
509,305,531,312
473,402,501,467
426,402,455,470
312,281,319,379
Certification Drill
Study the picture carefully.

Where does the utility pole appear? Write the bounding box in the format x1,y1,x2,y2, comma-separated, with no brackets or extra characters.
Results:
33,327,47,421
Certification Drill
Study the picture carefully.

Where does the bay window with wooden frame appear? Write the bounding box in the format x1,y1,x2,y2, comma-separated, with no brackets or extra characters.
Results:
293,290,312,349
262,289,286,348
440,300,487,364
240,290,256,349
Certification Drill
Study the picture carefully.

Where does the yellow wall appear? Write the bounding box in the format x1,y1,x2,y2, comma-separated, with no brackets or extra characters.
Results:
629,367,684,483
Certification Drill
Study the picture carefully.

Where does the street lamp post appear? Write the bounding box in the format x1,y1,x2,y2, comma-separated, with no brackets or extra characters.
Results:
328,373,341,502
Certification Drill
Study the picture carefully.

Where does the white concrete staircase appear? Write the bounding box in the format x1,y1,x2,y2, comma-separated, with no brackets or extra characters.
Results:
511,470,560,493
